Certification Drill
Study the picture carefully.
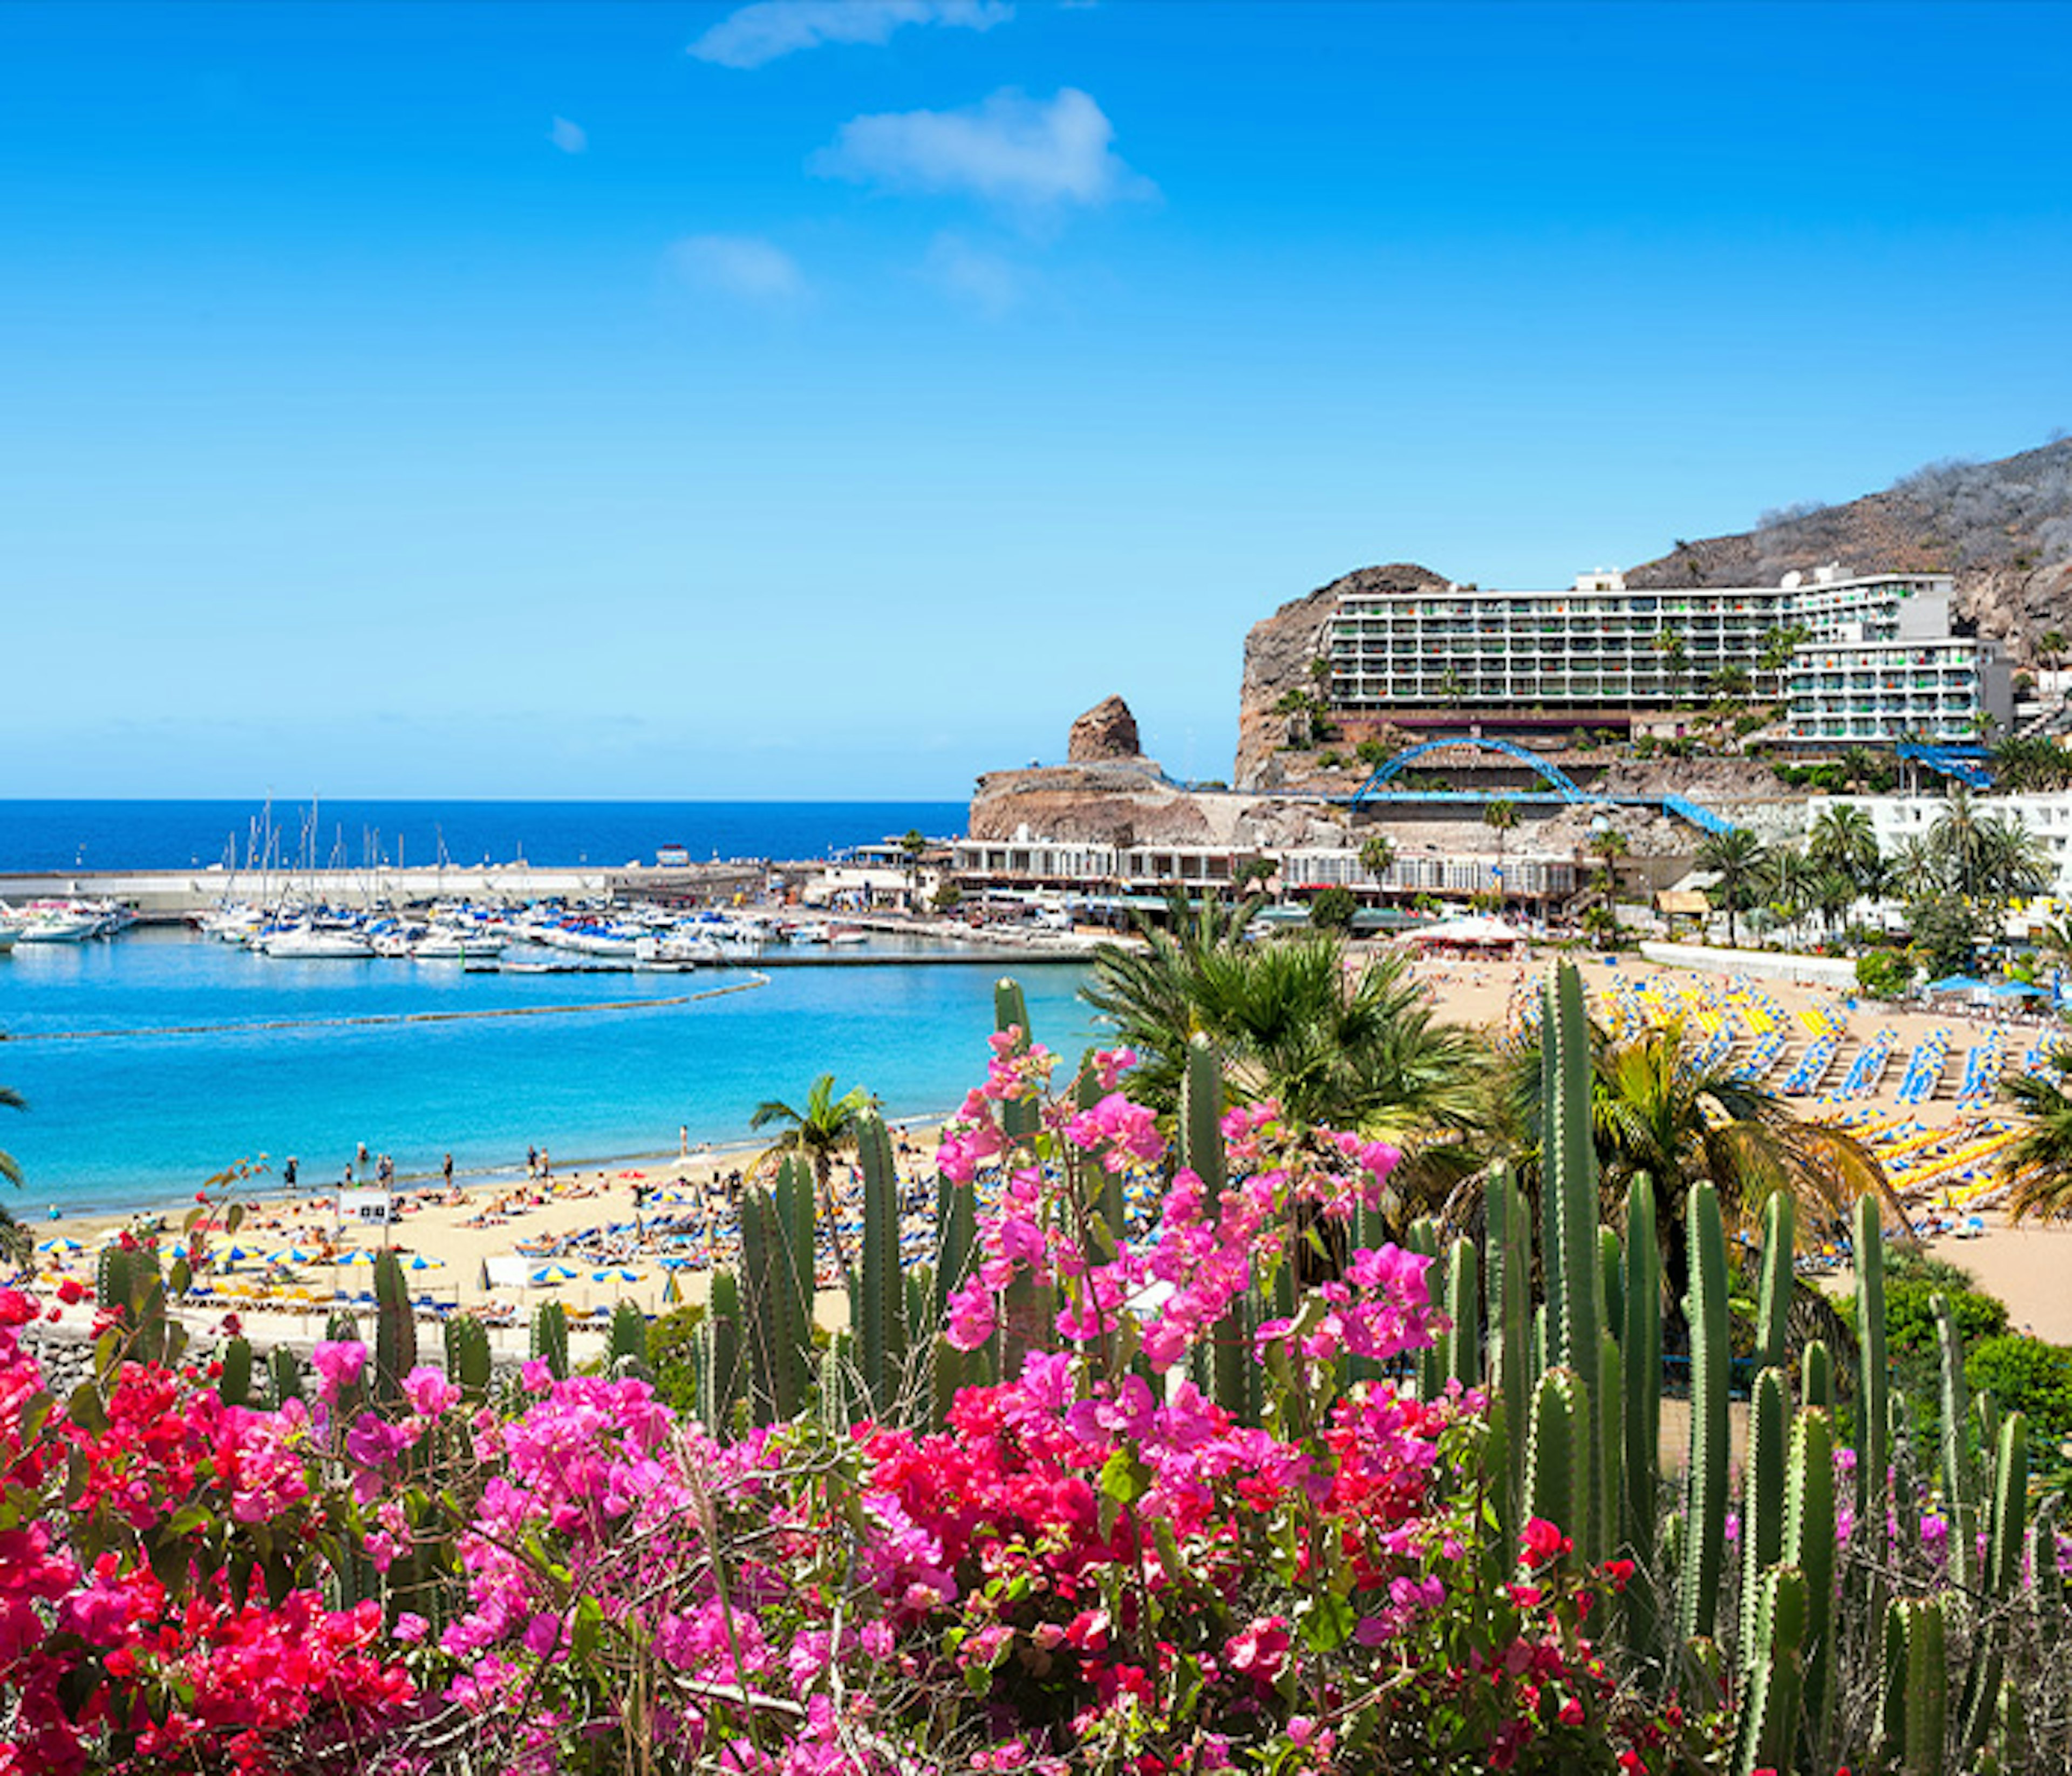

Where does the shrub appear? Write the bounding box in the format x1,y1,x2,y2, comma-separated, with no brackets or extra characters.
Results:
1967,1333,2072,1448
1308,884,1357,931
1856,948,1915,1000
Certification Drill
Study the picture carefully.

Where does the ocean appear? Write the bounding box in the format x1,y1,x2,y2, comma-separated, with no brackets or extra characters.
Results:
0,801,1101,1221
0,799,971,874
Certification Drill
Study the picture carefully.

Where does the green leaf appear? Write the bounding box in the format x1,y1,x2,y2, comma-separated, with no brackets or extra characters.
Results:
570,1595,604,1664
67,1382,107,1435
1296,1590,1354,1653
1098,1449,1147,1506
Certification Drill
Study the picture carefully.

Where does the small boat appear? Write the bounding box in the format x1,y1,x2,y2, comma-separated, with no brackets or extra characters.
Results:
414,929,505,962
11,913,105,943
260,924,375,959
0,927,16,955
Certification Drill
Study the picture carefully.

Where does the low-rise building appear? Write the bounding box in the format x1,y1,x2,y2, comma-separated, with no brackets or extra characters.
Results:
1827,791,2072,894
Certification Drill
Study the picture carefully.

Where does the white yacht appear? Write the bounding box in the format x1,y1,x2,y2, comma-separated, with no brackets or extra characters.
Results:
259,924,375,959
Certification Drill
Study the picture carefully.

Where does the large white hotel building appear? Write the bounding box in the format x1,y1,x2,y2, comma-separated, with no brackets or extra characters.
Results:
1321,567,2010,746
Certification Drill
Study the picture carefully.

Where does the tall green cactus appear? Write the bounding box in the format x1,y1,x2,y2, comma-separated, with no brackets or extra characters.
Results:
855,1110,908,1417
1961,1411,2030,1758
530,1299,569,1381
774,1155,817,1321
444,1312,492,1403
1733,1564,1809,1776
217,1334,254,1408
1681,1178,1729,1648
935,1173,976,1315
1782,1407,1838,1771
608,1301,651,1376
1740,1366,1788,1661
1487,1164,1532,1520
1754,1191,1794,1376
1442,1237,1481,1392
704,1267,744,1429
1621,1175,1662,1568
1899,1596,1949,1776
1933,1293,1979,1593
993,979,1040,1146
372,1248,418,1411
739,1187,809,1423
1855,1194,1889,1531
1802,1338,1832,1414
1541,963,1603,1555
269,1343,306,1406
1525,1366,1590,1567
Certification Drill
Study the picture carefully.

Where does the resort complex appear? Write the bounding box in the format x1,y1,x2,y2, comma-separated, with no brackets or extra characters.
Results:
1319,564,2010,744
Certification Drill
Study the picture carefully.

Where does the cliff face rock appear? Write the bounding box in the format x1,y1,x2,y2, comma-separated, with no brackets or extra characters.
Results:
1626,438,2072,659
1236,562,1449,790
969,763,1210,847
1067,695,1142,762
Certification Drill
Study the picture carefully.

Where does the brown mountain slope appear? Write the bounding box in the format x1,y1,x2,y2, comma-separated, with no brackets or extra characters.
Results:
1626,437,2072,657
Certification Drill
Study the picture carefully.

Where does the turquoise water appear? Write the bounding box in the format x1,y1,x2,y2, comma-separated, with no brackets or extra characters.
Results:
0,931,1095,1216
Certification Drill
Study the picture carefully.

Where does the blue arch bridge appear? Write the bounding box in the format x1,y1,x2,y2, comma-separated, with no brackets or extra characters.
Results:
1318,737,1733,836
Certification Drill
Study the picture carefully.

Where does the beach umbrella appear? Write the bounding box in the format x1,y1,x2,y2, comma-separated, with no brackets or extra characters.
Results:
36,1237,81,1255
1992,980,2046,998
406,1253,444,1271
592,1267,640,1283
336,1249,377,1267
531,1264,577,1284
658,1255,696,1270
270,1246,316,1264
663,1270,683,1306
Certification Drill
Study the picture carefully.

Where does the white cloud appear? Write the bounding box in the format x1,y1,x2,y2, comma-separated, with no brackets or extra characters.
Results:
927,234,1021,315
548,116,588,154
667,234,807,301
813,87,1149,209
690,0,1010,70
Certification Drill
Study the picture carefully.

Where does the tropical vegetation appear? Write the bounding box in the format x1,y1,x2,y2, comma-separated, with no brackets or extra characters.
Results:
0,963,2060,1774
748,1072,878,1268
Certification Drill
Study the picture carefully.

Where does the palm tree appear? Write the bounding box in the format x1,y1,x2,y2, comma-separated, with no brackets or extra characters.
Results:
1762,845,1817,944
1998,1050,2072,1222
1586,827,1630,933
1482,799,1519,903
1885,833,1943,902
897,828,929,908
1807,804,1881,896
1693,826,1768,949
1083,890,1264,1110
1931,785,1989,898
1085,914,1489,1217
1979,815,2053,908
1358,833,1397,893
1189,939,1485,1137
749,1073,880,1272
1654,630,1691,707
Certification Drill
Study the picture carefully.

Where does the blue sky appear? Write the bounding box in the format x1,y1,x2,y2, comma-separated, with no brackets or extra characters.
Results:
6,2,2070,798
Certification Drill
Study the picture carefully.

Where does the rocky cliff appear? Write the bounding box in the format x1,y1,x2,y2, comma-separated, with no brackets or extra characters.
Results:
1235,562,1449,791
1626,437,2072,657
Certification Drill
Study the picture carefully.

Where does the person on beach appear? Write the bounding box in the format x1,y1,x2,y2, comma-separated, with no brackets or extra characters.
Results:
357,1141,369,1174
679,1125,689,1159
526,1145,537,1180
283,1156,297,1190
442,1153,454,1188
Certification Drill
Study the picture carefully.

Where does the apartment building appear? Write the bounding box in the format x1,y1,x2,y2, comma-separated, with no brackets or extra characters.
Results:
1321,566,2007,745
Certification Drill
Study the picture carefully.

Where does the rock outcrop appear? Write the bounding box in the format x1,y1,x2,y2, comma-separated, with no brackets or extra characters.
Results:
967,762,1209,847
1235,563,1449,790
1067,695,1141,762
1626,437,2072,659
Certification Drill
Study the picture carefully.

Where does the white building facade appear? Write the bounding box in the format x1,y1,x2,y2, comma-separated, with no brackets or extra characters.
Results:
1321,566,2009,746
1827,792,2072,895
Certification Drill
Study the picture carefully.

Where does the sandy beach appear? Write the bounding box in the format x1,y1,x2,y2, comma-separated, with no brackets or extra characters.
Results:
28,947,2072,1353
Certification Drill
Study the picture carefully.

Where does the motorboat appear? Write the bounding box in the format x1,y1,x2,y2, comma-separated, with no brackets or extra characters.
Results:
415,928,505,962
258,923,375,959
